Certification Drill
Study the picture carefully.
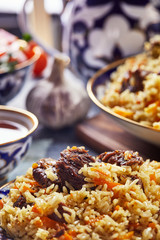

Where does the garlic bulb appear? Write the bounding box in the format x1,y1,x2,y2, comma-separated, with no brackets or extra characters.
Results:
26,54,90,129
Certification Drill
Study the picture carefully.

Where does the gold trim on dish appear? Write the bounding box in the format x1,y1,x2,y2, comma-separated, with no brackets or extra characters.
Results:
87,58,160,133
0,180,15,190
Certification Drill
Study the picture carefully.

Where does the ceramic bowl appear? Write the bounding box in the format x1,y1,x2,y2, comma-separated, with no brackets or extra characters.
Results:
62,1,160,80
0,40,41,104
87,59,160,147
0,105,38,182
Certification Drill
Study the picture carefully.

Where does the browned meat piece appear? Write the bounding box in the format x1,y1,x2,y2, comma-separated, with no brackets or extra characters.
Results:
97,150,144,166
33,168,53,188
33,148,95,190
56,147,95,190
120,69,150,93
48,203,71,224
13,195,29,209
130,175,144,190
33,158,57,188
37,158,56,169
54,229,65,238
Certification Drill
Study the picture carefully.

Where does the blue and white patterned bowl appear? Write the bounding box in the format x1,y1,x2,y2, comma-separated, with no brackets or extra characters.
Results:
63,0,160,80
0,40,41,105
0,106,38,182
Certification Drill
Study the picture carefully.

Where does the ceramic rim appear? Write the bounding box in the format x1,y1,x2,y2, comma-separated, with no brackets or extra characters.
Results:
0,105,39,146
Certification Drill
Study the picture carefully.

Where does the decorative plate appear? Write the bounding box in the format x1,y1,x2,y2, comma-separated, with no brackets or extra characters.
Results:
0,181,14,240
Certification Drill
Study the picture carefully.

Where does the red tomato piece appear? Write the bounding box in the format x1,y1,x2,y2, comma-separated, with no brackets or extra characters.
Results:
32,50,48,77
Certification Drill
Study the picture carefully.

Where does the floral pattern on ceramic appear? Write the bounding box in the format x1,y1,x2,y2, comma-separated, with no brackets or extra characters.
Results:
63,0,160,79
0,182,13,239
0,67,28,105
0,184,10,199
0,137,32,180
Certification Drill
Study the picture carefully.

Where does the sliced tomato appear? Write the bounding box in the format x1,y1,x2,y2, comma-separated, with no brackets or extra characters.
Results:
21,39,48,77
22,40,36,59
32,50,48,77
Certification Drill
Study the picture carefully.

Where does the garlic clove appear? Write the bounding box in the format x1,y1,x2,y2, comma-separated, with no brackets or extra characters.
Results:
26,54,90,129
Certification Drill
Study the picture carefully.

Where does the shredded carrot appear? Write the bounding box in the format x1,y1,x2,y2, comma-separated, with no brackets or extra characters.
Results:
40,216,59,229
108,212,113,216
115,205,120,211
93,177,121,189
112,191,119,199
153,125,160,130
13,185,18,189
90,168,110,178
128,154,132,159
129,222,140,229
113,108,134,118
27,181,40,187
34,219,43,228
144,101,160,114
67,230,77,237
32,204,43,214
32,163,38,169
86,215,105,225
59,232,73,240
0,199,3,209
150,173,156,182
22,186,36,193
124,201,129,209
114,231,134,240
148,222,156,229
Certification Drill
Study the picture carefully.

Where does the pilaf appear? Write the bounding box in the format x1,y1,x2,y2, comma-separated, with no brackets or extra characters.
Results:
0,146,160,240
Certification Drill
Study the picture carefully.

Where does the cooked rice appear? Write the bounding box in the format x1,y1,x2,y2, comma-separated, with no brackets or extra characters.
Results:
100,35,160,129
0,146,160,240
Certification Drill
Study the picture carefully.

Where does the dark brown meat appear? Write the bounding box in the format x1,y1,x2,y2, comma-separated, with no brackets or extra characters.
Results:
130,175,144,190
37,158,56,169
33,168,53,188
97,150,144,166
33,158,57,188
13,195,28,209
56,147,95,190
54,229,65,238
48,203,71,224
120,69,150,93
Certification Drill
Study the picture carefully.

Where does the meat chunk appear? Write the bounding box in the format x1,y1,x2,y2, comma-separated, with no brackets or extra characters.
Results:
33,158,57,188
54,229,65,238
97,150,144,166
13,195,28,209
48,203,70,224
33,168,53,188
130,175,144,190
120,69,150,93
56,147,95,190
